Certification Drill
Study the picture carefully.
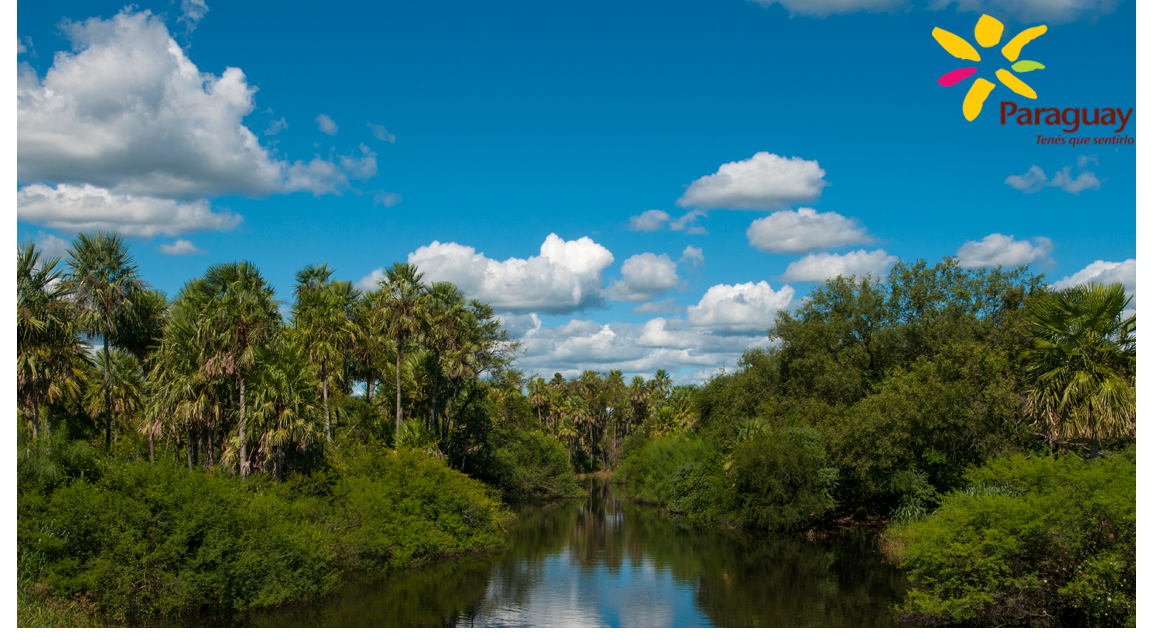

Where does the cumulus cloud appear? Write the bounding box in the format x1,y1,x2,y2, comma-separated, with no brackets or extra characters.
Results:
341,143,378,180
746,207,874,253
606,253,680,302
1006,162,1102,194
263,117,288,136
929,0,1122,24
400,234,614,314
956,233,1054,268
686,281,795,335
367,122,395,143
632,299,686,315
17,183,240,237
629,209,670,232
751,0,908,17
781,249,899,283
677,152,828,211
1053,259,1136,308
670,210,707,234
17,37,26,54
158,238,207,255
680,246,704,269
316,113,338,135
515,316,776,382
178,0,210,33
17,10,368,201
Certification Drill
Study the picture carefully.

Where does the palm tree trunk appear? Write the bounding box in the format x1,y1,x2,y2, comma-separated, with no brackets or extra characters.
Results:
322,362,331,442
103,335,112,450
395,339,404,440
148,432,155,463
275,442,283,482
185,423,193,471
41,406,50,456
430,356,440,441
366,375,374,404
239,374,247,479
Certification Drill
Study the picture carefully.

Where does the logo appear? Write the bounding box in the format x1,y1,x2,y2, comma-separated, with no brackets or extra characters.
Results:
933,14,1046,121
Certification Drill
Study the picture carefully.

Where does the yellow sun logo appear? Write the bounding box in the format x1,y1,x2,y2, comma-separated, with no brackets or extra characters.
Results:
933,14,1047,121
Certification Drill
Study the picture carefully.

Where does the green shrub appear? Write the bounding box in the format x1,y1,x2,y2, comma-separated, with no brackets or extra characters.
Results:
896,449,1136,627
618,434,713,505
470,426,583,504
728,426,838,530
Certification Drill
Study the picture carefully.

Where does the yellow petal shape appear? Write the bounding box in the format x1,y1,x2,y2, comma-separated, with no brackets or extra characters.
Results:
963,78,996,121
1001,25,1047,62
933,27,981,61
974,14,1004,47
996,69,1037,99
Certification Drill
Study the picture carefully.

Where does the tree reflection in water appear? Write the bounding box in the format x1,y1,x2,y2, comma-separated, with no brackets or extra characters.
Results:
242,480,907,627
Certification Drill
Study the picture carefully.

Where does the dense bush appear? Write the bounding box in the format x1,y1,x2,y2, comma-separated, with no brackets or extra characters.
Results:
17,441,509,624
727,427,838,530
469,425,583,504
617,433,713,505
893,449,1136,627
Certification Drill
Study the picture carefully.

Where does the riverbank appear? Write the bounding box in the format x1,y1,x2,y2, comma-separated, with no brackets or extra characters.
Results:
17,445,511,627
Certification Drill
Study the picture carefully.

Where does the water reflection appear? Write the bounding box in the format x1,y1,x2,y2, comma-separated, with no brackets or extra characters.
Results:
242,480,907,627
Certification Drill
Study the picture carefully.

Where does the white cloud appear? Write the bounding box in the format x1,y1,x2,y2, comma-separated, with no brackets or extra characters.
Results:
1053,259,1136,308
782,249,899,283
17,37,26,54
402,234,614,314
680,246,704,269
158,238,207,255
263,117,287,136
367,122,395,143
341,143,377,180
670,209,707,234
677,152,828,211
929,0,1122,24
178,0,210,33
606,253,680,302
956,233,1054,268
632,299,686,315
751,0,908,17
17,10,364,200
356,268,386,292
746,207,874,253
17,183,240,237
316,113,338,136
373,191,402,207
515,316,776,382
31,232,71,258
686,281,794,335
629,209,670,231
1006,163,1101,195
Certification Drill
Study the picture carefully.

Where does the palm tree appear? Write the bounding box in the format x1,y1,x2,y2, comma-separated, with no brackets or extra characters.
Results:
83,348,145,451
196,262,281,478
1023,282,1136,458
65,231,144,450
248,336,321,481
425,282,467,441
293,264,353,441
380,262,428,439
17,243,88,453
350,289,393,405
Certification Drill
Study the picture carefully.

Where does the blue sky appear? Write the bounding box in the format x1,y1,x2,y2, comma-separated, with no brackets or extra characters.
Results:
16,0,1136,383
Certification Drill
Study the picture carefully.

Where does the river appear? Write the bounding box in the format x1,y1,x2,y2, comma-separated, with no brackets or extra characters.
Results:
240,480,909,627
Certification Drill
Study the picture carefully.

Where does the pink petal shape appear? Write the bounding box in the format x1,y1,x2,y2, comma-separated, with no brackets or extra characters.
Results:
938,67,977,87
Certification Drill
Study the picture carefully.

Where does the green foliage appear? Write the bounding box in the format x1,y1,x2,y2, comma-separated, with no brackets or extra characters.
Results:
470,425,584,504
727,426,838,530
18,444,509,624
896,450,1136,627
618,433,713,505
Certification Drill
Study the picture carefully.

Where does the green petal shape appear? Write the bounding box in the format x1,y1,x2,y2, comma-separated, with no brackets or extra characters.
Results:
1011,60,1045,72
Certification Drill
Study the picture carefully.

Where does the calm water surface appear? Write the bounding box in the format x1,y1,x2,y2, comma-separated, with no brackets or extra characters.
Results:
241,480,908,627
